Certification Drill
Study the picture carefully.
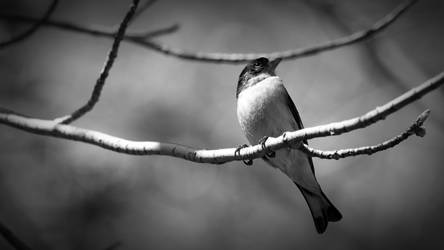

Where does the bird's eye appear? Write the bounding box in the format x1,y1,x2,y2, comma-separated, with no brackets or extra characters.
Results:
252,58,268,68
254,61,264,68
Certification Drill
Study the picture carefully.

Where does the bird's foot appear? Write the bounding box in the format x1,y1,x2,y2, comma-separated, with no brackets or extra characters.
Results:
259,136,275,158
235,144,253,166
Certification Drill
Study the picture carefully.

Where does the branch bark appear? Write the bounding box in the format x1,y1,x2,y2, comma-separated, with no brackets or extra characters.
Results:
0,72,442,164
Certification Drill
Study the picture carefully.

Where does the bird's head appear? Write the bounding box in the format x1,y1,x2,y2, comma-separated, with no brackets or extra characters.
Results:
236,57,282,98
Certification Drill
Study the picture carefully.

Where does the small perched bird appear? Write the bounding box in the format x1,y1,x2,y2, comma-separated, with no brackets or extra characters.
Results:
236,57,342,233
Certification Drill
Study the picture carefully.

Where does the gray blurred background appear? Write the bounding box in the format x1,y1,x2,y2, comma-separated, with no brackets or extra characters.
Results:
0,0,444,249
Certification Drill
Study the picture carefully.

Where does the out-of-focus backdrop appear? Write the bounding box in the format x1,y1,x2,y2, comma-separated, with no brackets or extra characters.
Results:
0,0,443,249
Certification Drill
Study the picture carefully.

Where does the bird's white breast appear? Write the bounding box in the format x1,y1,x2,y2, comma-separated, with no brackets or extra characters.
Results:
236,76,297,144
236,76,316,188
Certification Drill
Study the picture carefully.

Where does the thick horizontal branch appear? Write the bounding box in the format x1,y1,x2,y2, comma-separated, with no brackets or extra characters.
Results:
0,0,417,63
54,0,140,124
0,72,442,164
300,110,430,159
0,0,58,48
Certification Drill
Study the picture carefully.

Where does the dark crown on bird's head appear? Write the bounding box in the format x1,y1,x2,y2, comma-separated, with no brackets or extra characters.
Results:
236,57,280,98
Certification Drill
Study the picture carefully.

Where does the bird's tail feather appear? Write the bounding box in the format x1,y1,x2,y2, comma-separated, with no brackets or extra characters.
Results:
294,182,342,234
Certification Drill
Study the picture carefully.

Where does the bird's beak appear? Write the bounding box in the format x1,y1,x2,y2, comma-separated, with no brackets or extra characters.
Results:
268,58,282,72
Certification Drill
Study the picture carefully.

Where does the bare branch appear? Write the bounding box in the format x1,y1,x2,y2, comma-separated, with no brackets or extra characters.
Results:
53,0,140,124
0,0,58,48
133,0,418,63
0,220,31,250
0,0,417,63
300,110,430,159
0,13,179,40
0,72,442,164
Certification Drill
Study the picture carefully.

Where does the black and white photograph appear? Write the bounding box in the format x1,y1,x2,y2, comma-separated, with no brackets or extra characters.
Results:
0,0,443,249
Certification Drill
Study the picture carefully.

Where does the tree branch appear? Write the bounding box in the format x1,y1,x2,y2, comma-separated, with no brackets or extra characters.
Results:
0,220,31,250
0,0,58,48
0,14,179,40
0,72,442,164
0,0,417,63
53,0,140,124
300,110,430,159
133,0,418,63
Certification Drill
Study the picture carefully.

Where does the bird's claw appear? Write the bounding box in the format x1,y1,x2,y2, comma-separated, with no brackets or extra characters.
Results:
259,136,275,158
235,144,253,166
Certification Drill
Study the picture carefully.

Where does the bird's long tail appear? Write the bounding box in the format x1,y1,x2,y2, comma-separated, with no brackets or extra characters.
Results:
294,182,342,234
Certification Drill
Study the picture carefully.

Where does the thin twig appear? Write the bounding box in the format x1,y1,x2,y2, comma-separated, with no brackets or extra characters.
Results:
0,0,58,48
0,220,31,250
0,72,442,164
135,0,418,63
0,0,417,63
0,14,179,40
54,0,140,124
300,110,430,159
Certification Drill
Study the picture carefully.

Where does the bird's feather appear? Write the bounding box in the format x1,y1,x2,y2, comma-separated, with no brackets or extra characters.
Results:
282,87,315,174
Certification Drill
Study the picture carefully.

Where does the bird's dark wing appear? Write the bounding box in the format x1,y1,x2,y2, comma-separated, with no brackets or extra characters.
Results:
283,88,315,174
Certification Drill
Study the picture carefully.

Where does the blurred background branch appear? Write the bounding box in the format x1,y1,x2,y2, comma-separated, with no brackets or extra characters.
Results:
0,0,417,63
0,0,58,48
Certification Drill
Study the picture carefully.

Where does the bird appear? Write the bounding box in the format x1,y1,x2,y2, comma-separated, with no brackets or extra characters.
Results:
236,57,342,233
